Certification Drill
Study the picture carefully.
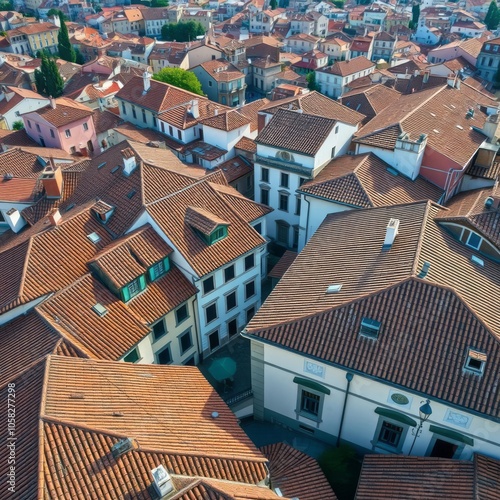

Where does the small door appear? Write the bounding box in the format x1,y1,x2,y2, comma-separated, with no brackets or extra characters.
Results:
209,330,220,351
430,439,458,458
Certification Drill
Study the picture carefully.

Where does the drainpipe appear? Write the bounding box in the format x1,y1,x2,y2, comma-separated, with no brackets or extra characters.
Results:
303,194,311,247
336,372,353,448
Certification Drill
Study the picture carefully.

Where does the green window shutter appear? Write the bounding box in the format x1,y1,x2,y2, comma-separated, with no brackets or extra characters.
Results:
374,407,417,427
148,267,155,282
293,376,331,395
139,274,146,291
429,425,474,446
121,286,130,303
163,257,170,273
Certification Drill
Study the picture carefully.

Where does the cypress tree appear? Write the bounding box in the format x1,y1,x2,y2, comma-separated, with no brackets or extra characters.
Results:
34,51,64,97
57,12,76,63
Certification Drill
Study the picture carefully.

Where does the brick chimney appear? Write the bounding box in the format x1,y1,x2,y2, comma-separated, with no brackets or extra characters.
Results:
48,208,62,226
40,160,63,199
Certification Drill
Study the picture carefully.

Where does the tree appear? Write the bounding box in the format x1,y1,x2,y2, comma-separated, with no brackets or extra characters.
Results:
152,67,203,95
74,48,85,65
161,21,205,42
332,0,344,7
57,12,76,63
12,120,24,131
485,0,500,30
270,0,277,9
47,8,67,20
306,71,317,91
412,4,420,25
34,52,64,97
152,0,168,5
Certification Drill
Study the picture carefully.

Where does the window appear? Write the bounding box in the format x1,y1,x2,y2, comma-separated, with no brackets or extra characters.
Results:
123,347,140,363
261,188,269,205
179,329,193,354
276,220,289,246
175,303,189,325
209,226,227,244
128,278,141,298
359,317,381,339
27,120,32,128
121,101,126,114
292,225,299,250
245,280,255,300
253,222,262,234
246,306,255,323
83,122,88,131
70,146,76,154
244,253,255,271
295,197,301,216
261,167,269,183
142,109,147,124
299,177,307,187
149,258,169,281
65,129,71,138
132,106,137,119
177,130,182,140
279,193,289,212
205,302,217,324
224,264,235,282
378,421,403,448
168,125,173,136
152,320,166,341
50,129,55,138
300,390,321,417
464,349,486,374
202,275,215,294
156,344,172,364
280,172,289,188
209,330,220,351
331,146,336,158
208,80,212,87
227,318,238,337
226,290,237,311
466,232,481,250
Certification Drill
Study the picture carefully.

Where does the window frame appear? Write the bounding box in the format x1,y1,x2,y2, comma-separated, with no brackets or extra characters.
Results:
372,416,411,453
202,275,215,295
280,172,289,188
225,289,237,312
295,384,326,423
224,264,235,283
279,192,289,212
123,347,140,363
179,328,193,355
244,253,255,271
175,303,189,326
205,301,218,325
65,128,71,138
156,343,172,365
152,319,167,342
245,279,256,300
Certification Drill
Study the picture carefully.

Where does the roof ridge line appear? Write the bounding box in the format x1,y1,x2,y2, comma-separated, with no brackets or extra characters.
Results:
410,200,433,277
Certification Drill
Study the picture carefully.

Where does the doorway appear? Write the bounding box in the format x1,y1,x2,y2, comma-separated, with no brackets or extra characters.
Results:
430,439,458,458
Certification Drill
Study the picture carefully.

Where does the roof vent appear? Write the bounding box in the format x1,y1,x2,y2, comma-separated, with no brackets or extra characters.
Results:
211,411,219,418
69,393,85,399
87,232,101,244
471,255,484,267
111,438,136,459
484,196,494,209
382,218,399,251
151,465,174,498
3,172,13,180
92,303,107,317
418,261,431,279
326,284,342,294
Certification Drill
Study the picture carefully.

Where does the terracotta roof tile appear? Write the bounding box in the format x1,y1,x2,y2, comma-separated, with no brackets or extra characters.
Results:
299,153,443,207
0,176,37,202
268,250,297,279
237,98,270,132
261,442,337,500
214,155,253,183
92,108,123,135
185,205,230,235
319,56,375,77
475,453,500,499
340,85,401,122
235,136,257,153
201,108,251,131
29,98,93,128
256,108,337,156
198,58,246,82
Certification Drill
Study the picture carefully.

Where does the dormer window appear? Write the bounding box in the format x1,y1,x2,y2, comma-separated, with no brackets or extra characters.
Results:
148,257,170,281
185,206,230,246
359,317,381,339
466,232,481,250
464,348,486,375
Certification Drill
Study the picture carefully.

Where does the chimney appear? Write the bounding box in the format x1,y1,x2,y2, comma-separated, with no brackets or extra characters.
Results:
382,218,399,250
50,97,56,109
447,74,457,88
4,208,25,233
48,208,62,226
214,108,219,115
143,70,151,93
190,99,200,118
257,112,266,133
423,70,430,83
121,147,137,176
40,161,63,199
151,466,174,498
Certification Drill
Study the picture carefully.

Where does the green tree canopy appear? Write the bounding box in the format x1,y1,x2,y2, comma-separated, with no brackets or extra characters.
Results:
270,0,277,9
34,51,64,97
161,21,205,42
47,9,67,20
58,12,76,62
412,4,420,25
12,120,24,130
485,0,500,30
306,71,317,91
152,67,203,95
152,0,169,6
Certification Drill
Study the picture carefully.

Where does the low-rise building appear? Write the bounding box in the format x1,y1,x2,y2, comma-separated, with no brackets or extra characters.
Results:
0,87,49,130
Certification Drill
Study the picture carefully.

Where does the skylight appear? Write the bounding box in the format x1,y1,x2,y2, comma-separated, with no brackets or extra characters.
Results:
326,284,342,294
111,165,120,174
359,317,381,339
87,232,101,244
98,162,106,169
471,255,484,267
92,303,107,317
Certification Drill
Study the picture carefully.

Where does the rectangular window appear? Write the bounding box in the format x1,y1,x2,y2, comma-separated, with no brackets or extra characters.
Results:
299,177,307,187
132,106,137,119
149,258,169,281
65,129,71,138
261,188,269,205
70,146,76,154
27,120,31,128
205,302,217,324
227,318,238,337
177,130,182,140
123,347,140,363
169,125,173,135
464,349,486,374
226,290,237,311
295,197,301,216
279,193,289,212
121,101,126,114
50,129,55,138
175,303,188,325
224,264,235,282
179,329,193,354
360,317,381,339
152,320,166,341
202,275,215,294
128,278,141,298
277,221,289,246
280,172,289,188
378,421,403,448
466,232,481,250
245,280,255,300
83,122,88,131
209,330,220,351
244,253,255,271
157,344,172,364
261,167,269,183
36,123,41,132
253,222,262,234
246,306,255,323
142,109,147,123
301,390,320,416
331,146,336,158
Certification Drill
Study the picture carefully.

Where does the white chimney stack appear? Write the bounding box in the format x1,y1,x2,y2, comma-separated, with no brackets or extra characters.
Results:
50,98,56,109
151,466,174,497
191,99,199,118
4,208,25,233
143,71,151,93
383,218,400,250
121,148,137,176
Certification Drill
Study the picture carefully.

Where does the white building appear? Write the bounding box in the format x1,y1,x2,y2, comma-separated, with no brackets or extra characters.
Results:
244,201,500,460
